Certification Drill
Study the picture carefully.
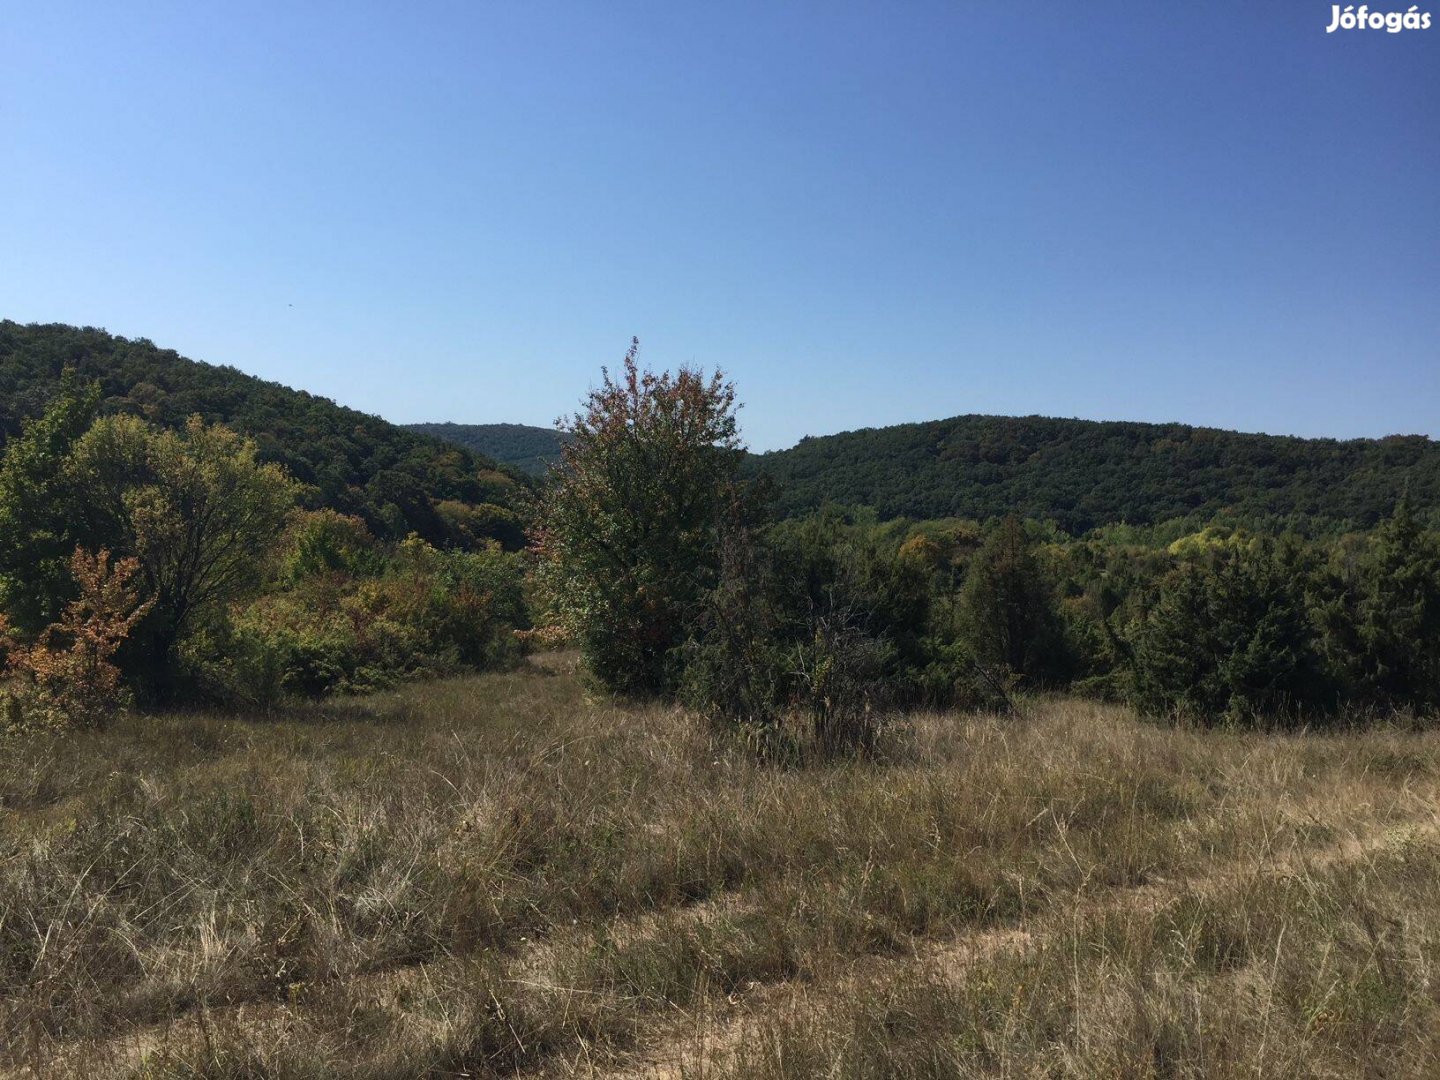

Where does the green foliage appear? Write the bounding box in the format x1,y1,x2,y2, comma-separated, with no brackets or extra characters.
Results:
276,508,385,582
0,392,298,698
680,525,794,739
958,515,1071,686
752,413,1440,534
0,321,532,548
1350,497,1440,712
192,532,529,704
407,422,572,476
64,414,299,695
435,499,527,551
0,371,101,632
1129,538,1329,724
533,340,743,695
683,512,1013,750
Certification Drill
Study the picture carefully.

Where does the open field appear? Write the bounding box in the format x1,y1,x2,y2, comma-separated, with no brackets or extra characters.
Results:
3,652,1438,1078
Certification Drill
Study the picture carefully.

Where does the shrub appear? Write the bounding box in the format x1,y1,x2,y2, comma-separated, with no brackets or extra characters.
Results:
532,339,743,695
190,535,530,703
1129,538,1329,724
681,524,792,736
791,615,893,754
1352,497,1440,714
0,548,152,731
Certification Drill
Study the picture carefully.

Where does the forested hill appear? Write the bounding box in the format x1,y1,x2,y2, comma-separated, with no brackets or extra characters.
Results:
0,322,530,548
405,422,570,476
750,414,1440,533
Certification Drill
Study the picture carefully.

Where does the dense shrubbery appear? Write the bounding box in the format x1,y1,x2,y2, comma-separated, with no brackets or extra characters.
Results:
4,344,1438,739
531,348,1079,751
0,380,532,725
1128,538,1328,724
195,521,528,704
534,354,1440,738
1092,507,1440,725
0,548,152,732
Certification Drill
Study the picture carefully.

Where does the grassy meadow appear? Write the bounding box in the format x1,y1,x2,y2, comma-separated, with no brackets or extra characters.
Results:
2,651,1438,1078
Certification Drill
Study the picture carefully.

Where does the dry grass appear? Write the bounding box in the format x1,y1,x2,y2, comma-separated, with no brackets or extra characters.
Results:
1,652,1436,1077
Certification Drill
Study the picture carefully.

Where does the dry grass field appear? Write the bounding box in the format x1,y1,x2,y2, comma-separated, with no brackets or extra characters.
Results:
2,651,1438,1078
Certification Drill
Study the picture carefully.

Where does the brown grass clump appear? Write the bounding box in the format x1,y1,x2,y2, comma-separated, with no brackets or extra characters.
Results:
1,655,1437,1077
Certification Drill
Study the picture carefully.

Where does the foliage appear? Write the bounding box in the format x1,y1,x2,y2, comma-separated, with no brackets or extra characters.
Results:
790,615,894,754
407,422,572,477
0,371,100,632
63,414,300,695
958,515,1072,687
683,512,1006,750
680,520,793,739
1345,496,1440,713
532,339,743,695
434,498,527,551
0,548,152,731
0,321,532,548
192,530,529,704
751,413,1440,534
0,390,299,698
1129,538,1329,724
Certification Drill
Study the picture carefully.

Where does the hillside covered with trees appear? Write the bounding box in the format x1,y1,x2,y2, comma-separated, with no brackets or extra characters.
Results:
0,322,530,549
404,421,570,476
751,414,1440,533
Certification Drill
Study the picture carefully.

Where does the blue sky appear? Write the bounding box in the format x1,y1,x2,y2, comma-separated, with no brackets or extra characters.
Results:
3,1,1436,451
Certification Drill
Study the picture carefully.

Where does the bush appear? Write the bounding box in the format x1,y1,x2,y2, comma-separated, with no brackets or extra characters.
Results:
0,548,152,732
186,534,530,704
1129,538,1329,725
791,616,893,754
532,340,743,695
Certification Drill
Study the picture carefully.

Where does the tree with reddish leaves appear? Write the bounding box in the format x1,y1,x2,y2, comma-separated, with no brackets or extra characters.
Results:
531,339,743,695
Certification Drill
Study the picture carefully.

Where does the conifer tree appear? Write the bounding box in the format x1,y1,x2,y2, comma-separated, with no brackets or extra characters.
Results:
959,515,1068,684
1355,495,1440,713
1132,538,1326,723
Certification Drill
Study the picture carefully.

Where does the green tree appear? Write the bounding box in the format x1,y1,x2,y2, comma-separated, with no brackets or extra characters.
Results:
0,372,101,632
959,516,1069,685
532,340,742,694
63,415,298,694
1131,538,1327,724
1354,496,1440,713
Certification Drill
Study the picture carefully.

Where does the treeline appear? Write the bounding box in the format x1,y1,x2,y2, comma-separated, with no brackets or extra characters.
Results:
534,348,1440,751
404,422,571,476
0,376,529,729
0,322,530,549
4,335,1438,743
750,413,1440,534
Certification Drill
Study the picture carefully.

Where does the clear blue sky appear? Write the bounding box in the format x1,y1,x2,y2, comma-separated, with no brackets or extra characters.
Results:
3,1,1436,451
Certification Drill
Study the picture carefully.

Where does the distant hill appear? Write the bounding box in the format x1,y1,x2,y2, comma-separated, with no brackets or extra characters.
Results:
749,414,1440,534
0,322,531,548
406,422,570,476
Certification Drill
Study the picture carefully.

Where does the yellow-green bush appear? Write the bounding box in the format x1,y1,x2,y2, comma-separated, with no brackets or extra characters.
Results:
188,529,529,705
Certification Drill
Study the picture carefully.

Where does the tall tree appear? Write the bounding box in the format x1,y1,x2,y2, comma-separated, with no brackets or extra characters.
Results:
64,414,298,693
1355,495,1440,713
959,515,1068,684
0,372,101,632
532,340,742,694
